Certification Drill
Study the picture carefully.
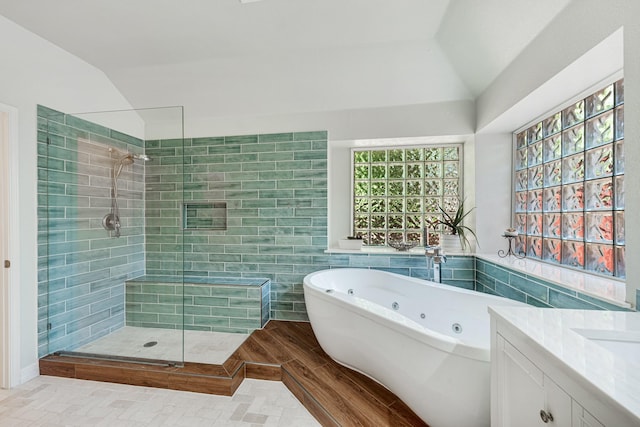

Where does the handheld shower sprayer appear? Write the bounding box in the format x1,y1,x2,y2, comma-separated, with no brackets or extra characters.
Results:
102,147,152,237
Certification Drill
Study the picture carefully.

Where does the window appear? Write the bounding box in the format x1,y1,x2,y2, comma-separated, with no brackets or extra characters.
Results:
514,79,624,277
352,145,463,246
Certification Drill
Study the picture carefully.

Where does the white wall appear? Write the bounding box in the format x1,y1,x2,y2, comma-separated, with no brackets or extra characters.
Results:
473,133,512,255
145,99,476,141
475,0,640,306
625,6,640,308
113,40,472,125
0,15,134,384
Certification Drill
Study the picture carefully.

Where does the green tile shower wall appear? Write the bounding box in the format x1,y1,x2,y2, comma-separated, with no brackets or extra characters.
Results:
37,105,146,357
125,279,270,333
144,132,329,321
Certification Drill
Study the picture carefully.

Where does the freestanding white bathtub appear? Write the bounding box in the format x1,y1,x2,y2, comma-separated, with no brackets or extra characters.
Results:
303,268,527,427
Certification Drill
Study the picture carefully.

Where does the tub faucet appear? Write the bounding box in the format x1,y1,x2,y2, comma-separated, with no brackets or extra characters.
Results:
425,246,447,283
425,246,447,264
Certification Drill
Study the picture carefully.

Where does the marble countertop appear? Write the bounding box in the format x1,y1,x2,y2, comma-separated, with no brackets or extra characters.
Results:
489,306,640,423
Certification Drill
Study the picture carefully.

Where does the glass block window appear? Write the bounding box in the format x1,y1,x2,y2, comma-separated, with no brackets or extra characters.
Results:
514,79,625,278
352,145,462,246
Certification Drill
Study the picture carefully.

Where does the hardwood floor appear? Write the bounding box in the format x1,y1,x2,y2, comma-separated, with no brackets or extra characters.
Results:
40,321,427,426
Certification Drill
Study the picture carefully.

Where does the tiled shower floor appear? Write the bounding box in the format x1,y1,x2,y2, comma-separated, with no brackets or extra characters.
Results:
75,327,249,365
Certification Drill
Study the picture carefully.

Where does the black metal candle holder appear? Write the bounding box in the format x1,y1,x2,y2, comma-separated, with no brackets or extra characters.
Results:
498,234,526,258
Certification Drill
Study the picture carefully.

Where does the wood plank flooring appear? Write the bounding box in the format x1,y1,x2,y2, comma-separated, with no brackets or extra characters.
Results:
40,321,427,427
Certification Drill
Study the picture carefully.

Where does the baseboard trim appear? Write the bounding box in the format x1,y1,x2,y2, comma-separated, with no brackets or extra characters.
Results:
20,362,39,385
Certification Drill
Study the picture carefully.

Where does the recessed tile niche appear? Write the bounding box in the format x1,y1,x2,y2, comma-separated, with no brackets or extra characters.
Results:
182,202,227,230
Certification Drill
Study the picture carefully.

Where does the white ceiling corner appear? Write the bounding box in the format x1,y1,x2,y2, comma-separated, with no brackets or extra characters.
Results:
435,0,573,96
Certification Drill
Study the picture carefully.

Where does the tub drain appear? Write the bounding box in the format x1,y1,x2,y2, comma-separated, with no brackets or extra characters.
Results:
392,302,399,310
451,323,463,334
348,289,354,295
143,341,158,348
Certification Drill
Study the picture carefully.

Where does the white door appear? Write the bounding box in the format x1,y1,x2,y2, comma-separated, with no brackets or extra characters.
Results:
0,110,9,388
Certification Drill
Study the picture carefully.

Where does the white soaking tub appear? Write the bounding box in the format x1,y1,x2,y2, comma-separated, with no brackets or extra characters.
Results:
303,268,527,427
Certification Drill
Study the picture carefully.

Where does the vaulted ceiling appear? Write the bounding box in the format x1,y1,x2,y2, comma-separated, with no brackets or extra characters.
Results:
0,0,572,120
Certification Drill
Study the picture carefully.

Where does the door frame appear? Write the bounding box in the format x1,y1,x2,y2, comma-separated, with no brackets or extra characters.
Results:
0,102,20,388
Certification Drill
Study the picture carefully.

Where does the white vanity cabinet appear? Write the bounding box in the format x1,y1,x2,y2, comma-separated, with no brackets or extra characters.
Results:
493,333,598,426
489,307,640,427
572,401,604,427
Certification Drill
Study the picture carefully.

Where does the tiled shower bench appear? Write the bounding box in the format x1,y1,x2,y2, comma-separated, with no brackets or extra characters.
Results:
125,276,270,334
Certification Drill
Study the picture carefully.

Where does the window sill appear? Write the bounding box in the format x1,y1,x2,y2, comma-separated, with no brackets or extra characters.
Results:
324,246,468,256
476,253,629,309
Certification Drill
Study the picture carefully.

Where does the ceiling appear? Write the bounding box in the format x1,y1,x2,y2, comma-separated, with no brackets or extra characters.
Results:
0,0,572,120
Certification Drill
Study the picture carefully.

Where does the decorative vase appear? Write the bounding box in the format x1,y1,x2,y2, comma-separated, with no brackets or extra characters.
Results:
440,234,464,253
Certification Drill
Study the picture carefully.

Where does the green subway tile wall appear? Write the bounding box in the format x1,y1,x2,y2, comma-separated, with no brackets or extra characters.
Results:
37,105,146,357
475,258,629,311
125,278,270,333
144,131,328,321
321,254,475,290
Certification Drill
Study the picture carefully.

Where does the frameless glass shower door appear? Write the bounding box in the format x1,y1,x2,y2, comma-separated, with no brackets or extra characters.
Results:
37,105,185,365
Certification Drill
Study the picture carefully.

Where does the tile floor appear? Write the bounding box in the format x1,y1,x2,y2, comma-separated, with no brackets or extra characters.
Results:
0,375,320,426
75,327,249,365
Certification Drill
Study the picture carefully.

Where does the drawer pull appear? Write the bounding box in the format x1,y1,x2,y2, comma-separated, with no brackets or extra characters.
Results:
539,409,554,423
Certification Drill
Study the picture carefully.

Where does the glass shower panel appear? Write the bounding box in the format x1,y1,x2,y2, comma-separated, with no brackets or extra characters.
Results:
39,106,184,365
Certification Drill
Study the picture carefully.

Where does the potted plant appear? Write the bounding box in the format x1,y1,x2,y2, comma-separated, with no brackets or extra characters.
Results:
427,198,478,252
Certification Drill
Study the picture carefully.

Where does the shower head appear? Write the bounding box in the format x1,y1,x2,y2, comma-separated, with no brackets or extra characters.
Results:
112,151,151,181
118,154,135,166
115,152,151,165
109,147,151,163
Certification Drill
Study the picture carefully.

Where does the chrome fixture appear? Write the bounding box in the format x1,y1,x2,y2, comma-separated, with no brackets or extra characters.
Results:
426,246,447,264
102,148,151,237
425,245,447,283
